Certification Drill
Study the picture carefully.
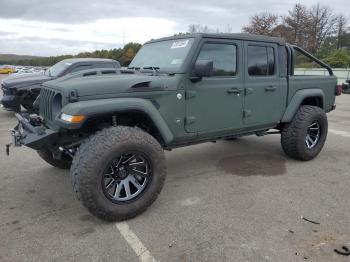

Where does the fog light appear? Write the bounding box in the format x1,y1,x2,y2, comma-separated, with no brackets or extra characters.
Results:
60,113,85,123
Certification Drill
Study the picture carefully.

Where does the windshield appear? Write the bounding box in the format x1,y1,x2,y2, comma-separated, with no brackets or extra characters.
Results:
46,60,72,77
129,38,194,70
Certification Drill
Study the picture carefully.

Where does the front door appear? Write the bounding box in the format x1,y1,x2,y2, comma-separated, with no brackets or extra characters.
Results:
243,42,286,126
185,40,244,133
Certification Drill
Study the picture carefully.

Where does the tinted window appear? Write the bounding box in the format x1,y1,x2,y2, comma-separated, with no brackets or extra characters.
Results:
248,46,275,76
70,65,92,73
93,63,116,69
197,43,237,76
267,47,275,75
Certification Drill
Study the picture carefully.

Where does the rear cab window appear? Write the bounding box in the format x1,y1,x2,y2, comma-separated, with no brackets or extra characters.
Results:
92,63,116,69
247,45,275,76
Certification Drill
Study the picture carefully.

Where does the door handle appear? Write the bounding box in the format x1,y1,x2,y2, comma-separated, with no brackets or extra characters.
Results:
265,86,277,92
227,88,243,95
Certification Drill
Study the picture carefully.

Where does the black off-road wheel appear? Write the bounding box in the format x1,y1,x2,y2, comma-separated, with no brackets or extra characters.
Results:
281,105,328,161
37,149,72,169
71,126,166,221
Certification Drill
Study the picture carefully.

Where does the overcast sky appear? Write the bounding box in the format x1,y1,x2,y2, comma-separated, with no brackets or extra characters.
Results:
0,0,348,56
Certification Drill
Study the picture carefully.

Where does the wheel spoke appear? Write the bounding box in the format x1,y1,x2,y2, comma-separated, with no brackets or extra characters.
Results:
130,176,142,190
113,182,122,199
113,156,123,168
309,133,318,138
308,122,318,128
105,178,115,189
305,135,311,148
104,170,114,178
124,180,131,198
307,135,314,143
122,154,136,164
128,160,145,166
131,168,148,177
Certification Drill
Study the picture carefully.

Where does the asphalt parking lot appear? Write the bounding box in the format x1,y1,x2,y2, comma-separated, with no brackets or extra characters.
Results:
0,73,350,262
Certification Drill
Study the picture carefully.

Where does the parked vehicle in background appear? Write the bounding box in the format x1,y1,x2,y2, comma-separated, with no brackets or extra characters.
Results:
1,58,121,112
0,65,16,74
8,33,340,221
342,80,350,94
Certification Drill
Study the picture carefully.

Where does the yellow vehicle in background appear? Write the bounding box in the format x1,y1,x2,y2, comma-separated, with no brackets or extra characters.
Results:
0,66,16,74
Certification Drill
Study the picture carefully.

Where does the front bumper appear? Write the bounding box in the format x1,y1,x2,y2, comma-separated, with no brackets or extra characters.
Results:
0,95,21,111
9,113,57,150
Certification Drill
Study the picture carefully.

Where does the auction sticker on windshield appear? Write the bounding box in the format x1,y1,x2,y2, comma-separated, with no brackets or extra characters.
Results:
171,40,189,49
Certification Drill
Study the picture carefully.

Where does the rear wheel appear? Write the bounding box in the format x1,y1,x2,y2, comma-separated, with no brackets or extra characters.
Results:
281,105,328,161
71,126,166,221
37,149,72,169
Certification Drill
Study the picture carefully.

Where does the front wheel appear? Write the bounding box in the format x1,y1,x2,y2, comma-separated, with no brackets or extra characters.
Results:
281,105,328,161
71,126,166,221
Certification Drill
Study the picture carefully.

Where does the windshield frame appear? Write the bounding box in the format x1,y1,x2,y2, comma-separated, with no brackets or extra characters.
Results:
129,37,198,74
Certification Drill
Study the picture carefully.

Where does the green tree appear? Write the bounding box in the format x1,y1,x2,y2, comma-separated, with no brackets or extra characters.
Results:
323,49,350,67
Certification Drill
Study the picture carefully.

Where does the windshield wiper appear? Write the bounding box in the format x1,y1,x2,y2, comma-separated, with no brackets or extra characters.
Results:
127,66,141,70
142,66,160,70
142,66,160,75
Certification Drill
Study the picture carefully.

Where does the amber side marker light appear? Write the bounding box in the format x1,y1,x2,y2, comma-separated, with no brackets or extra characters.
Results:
60,113,85,123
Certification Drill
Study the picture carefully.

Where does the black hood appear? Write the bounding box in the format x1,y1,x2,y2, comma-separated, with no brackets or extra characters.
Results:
2,73,52,89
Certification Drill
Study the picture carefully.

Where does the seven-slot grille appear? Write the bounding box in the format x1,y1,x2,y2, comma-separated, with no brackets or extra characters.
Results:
39,88,57,121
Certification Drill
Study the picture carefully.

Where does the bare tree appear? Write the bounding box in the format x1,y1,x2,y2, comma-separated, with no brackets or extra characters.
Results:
225,24,233,33
242,13,279,36
188,24,198,34
336,14,348,49
308,3,337,52
188,24,211,33
271,24,294,41
283,4,310,46
241,3,347,54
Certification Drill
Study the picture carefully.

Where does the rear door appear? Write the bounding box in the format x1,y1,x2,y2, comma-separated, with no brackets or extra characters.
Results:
243,42,286,126
185,39,244,133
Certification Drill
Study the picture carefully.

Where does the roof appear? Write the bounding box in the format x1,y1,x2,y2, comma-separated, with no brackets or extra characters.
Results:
147,33,285,45
61,58,118,63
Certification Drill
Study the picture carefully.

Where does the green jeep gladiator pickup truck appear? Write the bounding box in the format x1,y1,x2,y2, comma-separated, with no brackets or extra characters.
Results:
8,33,341,221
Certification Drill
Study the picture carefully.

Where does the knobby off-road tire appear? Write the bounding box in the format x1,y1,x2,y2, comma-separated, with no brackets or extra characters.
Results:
281,105,328,161
71,126,166,221
37,149,72,169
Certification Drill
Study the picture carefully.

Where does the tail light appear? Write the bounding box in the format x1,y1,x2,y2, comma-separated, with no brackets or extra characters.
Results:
335,84,342,96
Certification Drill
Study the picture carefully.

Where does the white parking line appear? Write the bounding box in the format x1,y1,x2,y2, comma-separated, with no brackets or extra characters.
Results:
116,222,157,262
329,129,350,138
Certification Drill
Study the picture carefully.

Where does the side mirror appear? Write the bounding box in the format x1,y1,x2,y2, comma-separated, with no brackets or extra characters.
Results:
191,60,213,82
